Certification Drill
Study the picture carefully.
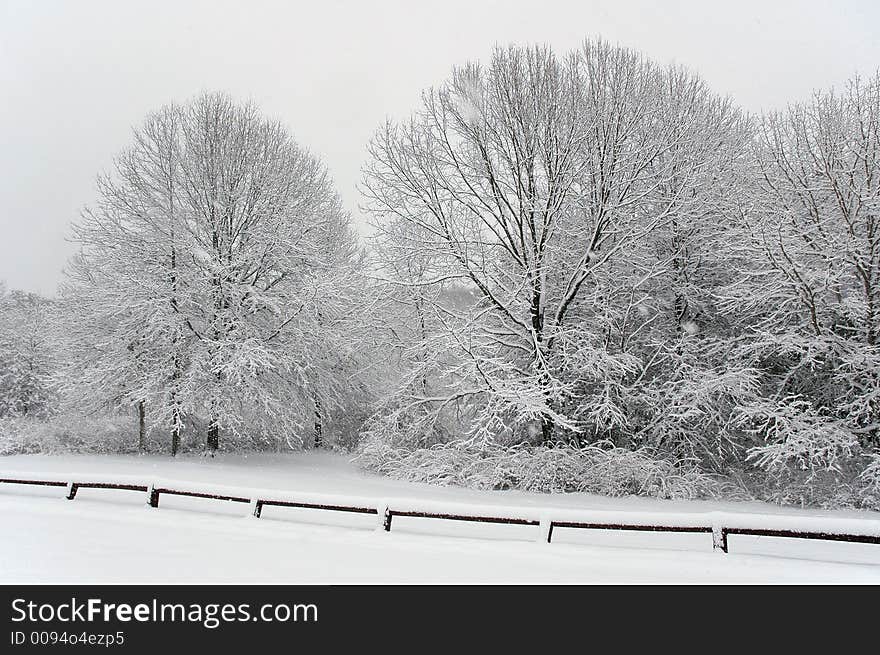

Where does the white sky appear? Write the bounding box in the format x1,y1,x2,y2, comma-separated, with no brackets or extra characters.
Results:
2,0,879,295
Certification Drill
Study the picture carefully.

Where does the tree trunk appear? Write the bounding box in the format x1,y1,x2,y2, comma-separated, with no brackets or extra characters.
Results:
531,273,555,444
206,420,219,451
536,364,555,444
137,400,146,452
540,414,554,444
313,395,323,449
415,294,429,395
170,406,181,457
168,170,182,459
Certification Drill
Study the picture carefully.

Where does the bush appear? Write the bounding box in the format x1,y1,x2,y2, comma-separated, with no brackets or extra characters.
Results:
735,458,880,512
355,435,736,500
0,414,154,456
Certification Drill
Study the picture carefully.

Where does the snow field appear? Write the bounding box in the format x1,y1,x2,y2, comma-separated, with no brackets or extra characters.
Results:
1,452,879,582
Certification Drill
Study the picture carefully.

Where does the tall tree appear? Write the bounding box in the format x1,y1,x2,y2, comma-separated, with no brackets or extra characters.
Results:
362,40,745,444
59,92,361,453
728,72,880,473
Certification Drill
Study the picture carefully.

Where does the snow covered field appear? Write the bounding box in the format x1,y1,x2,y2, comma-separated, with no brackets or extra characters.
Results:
2,452,880,583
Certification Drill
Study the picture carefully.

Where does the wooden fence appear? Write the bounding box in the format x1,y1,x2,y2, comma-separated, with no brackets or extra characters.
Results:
3,474,880,555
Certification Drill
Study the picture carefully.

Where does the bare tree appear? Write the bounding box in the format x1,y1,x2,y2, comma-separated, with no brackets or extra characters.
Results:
363,40,742,444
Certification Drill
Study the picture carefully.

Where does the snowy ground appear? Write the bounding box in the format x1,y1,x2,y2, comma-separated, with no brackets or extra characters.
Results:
1,452,880,583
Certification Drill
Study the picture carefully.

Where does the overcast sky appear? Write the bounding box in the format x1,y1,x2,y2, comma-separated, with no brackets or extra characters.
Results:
1,0,879,295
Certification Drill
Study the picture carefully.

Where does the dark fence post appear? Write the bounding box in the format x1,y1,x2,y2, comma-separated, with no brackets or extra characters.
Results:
65,482,78,501
252,500,263,518
147,485,159,508
383,507,393,532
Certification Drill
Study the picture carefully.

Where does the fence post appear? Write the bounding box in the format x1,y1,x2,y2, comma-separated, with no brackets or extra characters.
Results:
712,525,728,553
147,485,159,508
65,482,78,501
538,518,553,544
250,499,263,519
383,506,393,532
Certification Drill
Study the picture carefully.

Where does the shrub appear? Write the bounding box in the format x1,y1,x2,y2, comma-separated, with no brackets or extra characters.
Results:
355,435,735,500
0,413,153,455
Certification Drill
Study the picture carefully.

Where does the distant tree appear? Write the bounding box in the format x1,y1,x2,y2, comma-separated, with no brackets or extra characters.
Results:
0,283,54,418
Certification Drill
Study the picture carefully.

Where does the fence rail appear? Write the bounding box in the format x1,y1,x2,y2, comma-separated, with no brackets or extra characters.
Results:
253,499,379,519
2,474,880,555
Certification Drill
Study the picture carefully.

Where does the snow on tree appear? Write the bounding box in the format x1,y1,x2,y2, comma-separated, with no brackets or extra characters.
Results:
0,283,54,418
3,41,879,510
730,72,880,472
57,93,364,453
362,40,753,447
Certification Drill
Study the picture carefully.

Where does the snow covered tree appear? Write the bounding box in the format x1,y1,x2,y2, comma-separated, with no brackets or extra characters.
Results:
362,40,754,447
729,72,880,476
753,73,880,347
0,283,54,418
59,92,364,453
601,67,757,465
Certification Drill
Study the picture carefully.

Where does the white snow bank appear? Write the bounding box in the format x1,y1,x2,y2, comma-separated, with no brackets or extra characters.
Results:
2,493,879,583
2,454,880,582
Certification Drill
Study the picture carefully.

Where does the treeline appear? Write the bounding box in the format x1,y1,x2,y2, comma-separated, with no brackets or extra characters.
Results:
2,39,880,508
